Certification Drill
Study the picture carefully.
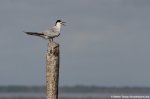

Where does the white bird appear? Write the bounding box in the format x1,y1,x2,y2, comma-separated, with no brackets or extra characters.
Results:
24,20,65,41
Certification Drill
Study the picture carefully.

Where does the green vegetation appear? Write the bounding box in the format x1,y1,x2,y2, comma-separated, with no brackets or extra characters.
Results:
0,85,150,93
0,86,45,93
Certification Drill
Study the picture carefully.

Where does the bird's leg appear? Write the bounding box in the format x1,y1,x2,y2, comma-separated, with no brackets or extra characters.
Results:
49,38,53,43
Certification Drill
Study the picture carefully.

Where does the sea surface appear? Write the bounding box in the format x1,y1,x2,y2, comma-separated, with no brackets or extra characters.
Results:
0,92,150,99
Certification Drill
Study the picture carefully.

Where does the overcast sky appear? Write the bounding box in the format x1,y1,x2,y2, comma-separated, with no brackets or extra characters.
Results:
0,0,150,86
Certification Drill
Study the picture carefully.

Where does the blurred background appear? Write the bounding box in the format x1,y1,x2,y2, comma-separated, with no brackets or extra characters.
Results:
0,0,150,99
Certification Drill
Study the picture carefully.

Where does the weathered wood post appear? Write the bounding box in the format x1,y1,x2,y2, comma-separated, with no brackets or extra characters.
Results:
46,40,59,99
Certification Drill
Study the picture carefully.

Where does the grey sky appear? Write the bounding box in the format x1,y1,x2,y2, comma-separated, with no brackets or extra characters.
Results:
0,0,150,86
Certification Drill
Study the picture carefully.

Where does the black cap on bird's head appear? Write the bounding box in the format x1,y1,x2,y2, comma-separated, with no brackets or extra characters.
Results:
55,20,66,26
56,20,62,23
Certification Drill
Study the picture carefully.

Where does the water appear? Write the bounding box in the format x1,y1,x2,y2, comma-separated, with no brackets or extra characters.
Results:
0,92,150,99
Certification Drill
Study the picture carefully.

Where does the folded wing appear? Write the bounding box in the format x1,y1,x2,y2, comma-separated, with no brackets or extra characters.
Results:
25,32,44,36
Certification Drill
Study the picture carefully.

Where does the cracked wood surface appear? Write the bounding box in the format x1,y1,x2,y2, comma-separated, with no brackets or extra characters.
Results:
46,41,59,99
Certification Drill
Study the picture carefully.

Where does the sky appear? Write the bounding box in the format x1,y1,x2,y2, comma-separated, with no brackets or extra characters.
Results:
0,0,150,86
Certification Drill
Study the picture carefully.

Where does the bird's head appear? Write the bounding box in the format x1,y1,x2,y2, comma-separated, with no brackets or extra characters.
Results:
55,20,66,27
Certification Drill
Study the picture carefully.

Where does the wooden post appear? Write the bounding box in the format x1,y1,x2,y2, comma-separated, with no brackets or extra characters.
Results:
46,40,59,99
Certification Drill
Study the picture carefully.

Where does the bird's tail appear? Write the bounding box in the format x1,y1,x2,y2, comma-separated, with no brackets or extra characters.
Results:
24,31,44,37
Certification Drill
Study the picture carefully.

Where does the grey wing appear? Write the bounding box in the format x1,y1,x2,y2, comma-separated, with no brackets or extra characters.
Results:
45,27,60,37
25,32,44,36
24,31,46,39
